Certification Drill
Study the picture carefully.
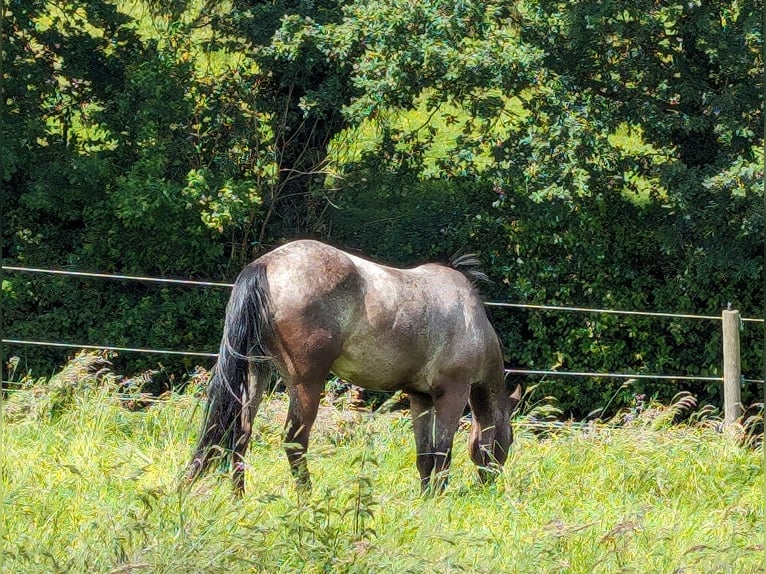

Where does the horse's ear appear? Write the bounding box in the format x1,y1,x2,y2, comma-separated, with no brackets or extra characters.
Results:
509,382,524,413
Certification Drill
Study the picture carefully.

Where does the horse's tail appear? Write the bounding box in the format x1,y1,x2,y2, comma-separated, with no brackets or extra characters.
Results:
186,262,273,485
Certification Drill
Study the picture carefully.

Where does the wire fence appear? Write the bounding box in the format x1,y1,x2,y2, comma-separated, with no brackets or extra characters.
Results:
0,338,217,358
2,264,764,385
1,265,234,288
484,301,723,321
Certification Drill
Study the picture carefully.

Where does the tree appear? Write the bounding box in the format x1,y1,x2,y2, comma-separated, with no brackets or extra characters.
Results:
3,1,227,382
480,0,763,412
3,0,762,414
327,0,763,413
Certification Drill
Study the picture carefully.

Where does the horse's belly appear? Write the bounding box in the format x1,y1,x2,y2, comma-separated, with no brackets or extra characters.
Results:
329,295,433,392
330,345,421,392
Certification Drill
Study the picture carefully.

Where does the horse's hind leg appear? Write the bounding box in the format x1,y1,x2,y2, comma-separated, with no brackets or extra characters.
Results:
231,385,253,496
410,387,468,493
283,379,324,492
231,362,269,495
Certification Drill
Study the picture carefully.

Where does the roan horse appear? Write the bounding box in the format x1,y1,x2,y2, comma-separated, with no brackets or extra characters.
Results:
186,239,521,494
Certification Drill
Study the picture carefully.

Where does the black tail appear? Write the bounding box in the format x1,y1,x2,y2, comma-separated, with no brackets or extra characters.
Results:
186,262,273,484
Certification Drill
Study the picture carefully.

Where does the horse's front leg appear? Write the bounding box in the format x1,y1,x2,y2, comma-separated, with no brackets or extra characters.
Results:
283,380,323,493
410,387,469,494
468,381,512,484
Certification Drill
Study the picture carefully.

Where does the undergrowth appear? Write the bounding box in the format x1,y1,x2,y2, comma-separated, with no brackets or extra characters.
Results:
2,354,763,573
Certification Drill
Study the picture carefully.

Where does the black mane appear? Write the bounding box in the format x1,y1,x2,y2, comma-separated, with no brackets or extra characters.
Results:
448,253,490,285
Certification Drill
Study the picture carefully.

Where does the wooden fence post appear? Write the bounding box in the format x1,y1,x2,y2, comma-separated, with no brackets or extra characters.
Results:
722,308,742,426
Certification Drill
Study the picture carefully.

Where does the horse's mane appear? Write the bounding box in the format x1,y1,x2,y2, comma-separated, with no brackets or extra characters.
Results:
448,253,490,285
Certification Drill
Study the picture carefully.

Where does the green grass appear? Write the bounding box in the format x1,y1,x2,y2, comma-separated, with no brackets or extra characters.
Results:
2,356,763,573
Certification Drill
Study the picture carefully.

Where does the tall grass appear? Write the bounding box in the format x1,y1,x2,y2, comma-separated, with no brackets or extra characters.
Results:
2,354,763,573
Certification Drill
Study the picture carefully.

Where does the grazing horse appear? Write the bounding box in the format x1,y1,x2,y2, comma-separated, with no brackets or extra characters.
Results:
186,239,520,494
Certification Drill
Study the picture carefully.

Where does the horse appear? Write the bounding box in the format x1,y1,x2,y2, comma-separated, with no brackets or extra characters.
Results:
186,239,521,494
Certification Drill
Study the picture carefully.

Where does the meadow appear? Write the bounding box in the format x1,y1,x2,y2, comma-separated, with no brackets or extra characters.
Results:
2,353,763,573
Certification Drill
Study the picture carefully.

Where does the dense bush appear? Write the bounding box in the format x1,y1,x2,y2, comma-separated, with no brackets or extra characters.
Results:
2,0,762,415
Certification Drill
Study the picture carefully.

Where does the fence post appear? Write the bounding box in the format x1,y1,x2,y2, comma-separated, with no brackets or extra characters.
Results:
722,308,742,426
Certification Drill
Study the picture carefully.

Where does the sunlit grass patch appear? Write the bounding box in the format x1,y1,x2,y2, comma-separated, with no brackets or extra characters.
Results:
3,356,763,573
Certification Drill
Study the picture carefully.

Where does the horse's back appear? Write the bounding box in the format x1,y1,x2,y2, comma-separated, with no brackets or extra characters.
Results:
255,240,502,392
259,240,360,301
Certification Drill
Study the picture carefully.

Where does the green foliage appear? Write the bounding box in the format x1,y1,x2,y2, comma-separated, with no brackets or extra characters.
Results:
329,169,487,263
339,0,539,115
4,1,229,379
329,0,762,415
2,0,762,416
